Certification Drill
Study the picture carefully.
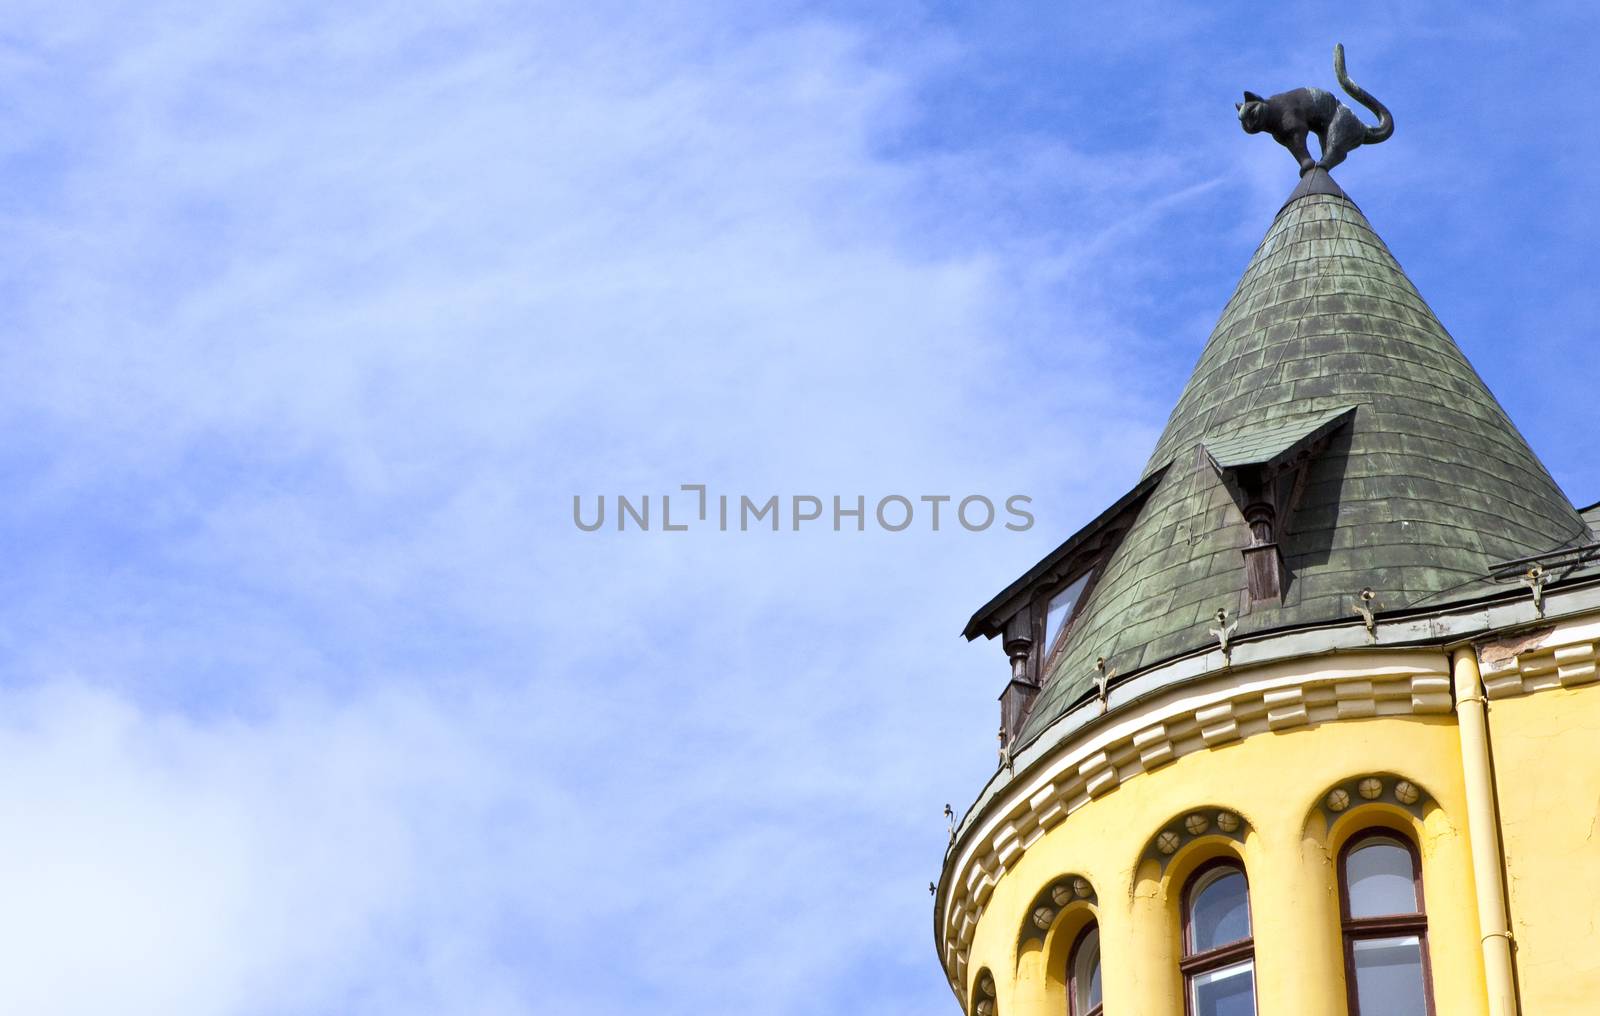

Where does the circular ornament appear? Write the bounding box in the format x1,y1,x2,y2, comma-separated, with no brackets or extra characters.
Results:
1216,811,1241,833
1185,813,1210,835
976,1000,994,1016
1051,884,1073,907
979,974,995,997
1358,778,1384,800
1032,906,1056,931
1157,830,1182,854
1326,788,1351,812
1073,876,1092,899
1394,780,1420,805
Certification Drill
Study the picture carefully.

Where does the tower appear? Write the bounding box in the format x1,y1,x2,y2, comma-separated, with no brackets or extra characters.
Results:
933,67,1598,1016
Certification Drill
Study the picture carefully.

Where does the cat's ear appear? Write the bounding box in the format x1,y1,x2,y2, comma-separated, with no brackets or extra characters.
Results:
1235,102,1243,111
1243,90,1264,103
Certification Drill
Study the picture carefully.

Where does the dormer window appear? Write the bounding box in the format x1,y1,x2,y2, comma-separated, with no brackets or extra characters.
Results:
998,568,1099,750
964,465,1170,751
1037,572,1092,681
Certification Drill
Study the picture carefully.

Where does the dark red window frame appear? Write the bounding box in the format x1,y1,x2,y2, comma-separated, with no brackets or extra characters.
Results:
1180,859,1256,1016
1338,829,1435,1016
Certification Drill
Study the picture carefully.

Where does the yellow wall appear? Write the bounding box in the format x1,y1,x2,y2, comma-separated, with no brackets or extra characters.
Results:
1487,681,1600,1012
963,713,1487,1015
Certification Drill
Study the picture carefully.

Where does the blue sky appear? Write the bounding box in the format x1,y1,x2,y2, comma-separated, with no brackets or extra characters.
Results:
0,3,1595,1013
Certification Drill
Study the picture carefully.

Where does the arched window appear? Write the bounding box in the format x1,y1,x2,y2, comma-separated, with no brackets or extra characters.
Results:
1339,831,1433,1016
1181,861,1255,1016
1068,923,1102,1016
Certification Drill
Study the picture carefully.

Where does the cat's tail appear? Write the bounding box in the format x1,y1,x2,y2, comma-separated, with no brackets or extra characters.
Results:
1334,43,1394,144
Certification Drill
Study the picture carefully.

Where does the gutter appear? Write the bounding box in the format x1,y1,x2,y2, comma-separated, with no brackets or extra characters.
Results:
1451,646,1519,1015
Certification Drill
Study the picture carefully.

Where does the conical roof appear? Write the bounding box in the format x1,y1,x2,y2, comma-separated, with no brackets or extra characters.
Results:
1017,171,1588,743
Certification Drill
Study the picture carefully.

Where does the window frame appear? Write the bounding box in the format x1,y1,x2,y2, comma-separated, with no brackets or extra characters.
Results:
1067,921,1103,1016
1180,859,1256,1016
1337,829,1435,1016
1031,567,1101,684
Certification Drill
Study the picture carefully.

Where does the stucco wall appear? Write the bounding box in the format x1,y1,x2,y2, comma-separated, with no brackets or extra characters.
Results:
1487,682,1600,1012
962,709,1486,1015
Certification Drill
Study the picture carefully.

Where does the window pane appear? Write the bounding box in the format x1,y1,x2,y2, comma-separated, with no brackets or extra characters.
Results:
1345,839,1418,918
1044,574,1090,652
1191,959,1255,1016
1072,926,1102,1014
1190,869,1251,953
1351,936,1428,1016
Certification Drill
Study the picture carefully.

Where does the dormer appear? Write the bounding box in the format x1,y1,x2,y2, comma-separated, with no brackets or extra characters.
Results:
963,466,1168,748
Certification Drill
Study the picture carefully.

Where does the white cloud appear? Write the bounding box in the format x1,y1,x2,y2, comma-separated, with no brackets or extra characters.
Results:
0,3,1282,1014
0,681,547,1014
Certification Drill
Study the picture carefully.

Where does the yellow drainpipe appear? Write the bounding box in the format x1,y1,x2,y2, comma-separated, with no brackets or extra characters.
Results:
1450,646,1517,1016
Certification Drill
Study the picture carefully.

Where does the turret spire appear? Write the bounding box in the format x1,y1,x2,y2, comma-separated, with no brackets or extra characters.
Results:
1011,175,1586,744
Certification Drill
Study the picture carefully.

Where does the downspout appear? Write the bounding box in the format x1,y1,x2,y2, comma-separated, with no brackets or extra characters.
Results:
1450,646,1518,1016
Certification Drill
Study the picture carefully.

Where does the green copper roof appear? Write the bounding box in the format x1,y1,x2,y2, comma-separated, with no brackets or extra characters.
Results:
1016,173,1588,744
1203,404,1355,470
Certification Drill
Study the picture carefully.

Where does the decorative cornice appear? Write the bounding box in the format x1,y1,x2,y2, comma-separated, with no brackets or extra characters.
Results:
935,650,1452,995
952,577,1600,851
1476,614,1600,699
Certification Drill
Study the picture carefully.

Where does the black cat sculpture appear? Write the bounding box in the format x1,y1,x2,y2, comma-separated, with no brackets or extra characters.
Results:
1236,44,1393,175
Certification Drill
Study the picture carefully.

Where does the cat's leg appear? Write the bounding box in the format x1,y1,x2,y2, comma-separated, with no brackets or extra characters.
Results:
1311,128,1332,169
1285,130,1317,176
1318,113,1360,172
